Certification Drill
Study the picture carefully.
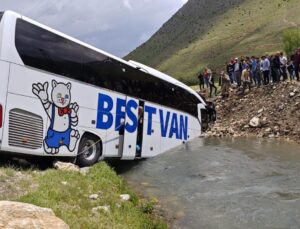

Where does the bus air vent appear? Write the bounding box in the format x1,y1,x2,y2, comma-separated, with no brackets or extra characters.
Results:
8,109,43,149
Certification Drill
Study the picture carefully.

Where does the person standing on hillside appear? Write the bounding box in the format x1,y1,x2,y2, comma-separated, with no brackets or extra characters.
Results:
293,48,300,81
241,66,252,93
251,56,257,85
204,68,210,88
280,52,288,81
262,55,270,85
220,71,230,99
197,71,205,90
256,57,263,87
273,52,281,83
208,68,217,98
234,58,242,86
226,60,234,84
287,59,295,81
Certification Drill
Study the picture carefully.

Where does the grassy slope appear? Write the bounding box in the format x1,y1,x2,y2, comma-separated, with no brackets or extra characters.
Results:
0,162,167,229
127,0,300,85
126,0,245,68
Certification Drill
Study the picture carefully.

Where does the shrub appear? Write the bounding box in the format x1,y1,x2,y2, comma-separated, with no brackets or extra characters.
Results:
283,29,300,56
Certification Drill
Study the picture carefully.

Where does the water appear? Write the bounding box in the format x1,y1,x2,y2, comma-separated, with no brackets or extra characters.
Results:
117,137,300,229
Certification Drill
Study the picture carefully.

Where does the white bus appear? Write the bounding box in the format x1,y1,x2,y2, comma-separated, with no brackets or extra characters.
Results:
0,11,211,167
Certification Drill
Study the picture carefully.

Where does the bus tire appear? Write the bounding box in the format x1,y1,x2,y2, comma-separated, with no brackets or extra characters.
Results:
76,135,102,167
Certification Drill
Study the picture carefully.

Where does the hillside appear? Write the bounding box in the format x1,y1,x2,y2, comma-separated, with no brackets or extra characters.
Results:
126,0,300,85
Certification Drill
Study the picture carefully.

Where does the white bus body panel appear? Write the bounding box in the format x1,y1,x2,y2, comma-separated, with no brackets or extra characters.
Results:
142,102,201,158
0,61,10,149
141,102,161,158
121,97,139,160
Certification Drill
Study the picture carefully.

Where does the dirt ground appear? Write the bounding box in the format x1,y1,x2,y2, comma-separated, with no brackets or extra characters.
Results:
204,81,300,144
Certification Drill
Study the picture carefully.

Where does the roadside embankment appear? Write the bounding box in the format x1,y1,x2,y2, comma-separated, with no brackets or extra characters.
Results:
205,81,300,143
0,159,167,229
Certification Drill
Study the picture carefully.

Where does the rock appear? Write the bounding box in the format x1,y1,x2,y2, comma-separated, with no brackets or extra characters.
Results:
92,205,110,214
53,161,80,172
257,108,264,114
261,117,268,126
120,194,131,201
269,134,275,138
0,201,69,229
61,181,68,185
265,128,272,133
278,104,285,111
249,117,261,128
89,194,99,200
289,92,295,98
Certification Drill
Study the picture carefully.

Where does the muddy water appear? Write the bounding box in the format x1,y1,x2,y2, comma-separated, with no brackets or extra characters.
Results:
118,137,300,229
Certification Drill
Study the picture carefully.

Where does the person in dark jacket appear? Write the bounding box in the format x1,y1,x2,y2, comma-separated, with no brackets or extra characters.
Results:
226,60,235,84
272,52,281,83
197,72,205,90
293,48,300,81
233,58,243,86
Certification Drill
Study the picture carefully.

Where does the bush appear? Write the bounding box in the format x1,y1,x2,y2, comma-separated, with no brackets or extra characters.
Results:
283,29,300,56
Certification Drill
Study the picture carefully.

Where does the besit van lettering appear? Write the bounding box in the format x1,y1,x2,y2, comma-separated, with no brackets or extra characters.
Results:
96,93,188,141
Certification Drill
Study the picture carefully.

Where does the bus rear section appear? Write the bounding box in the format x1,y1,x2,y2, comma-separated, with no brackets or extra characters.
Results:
0,12,10,150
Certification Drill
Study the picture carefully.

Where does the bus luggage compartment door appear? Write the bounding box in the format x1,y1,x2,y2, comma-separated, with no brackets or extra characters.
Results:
121,96,139,160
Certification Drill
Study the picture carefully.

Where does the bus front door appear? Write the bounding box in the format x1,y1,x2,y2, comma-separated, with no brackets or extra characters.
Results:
121,97,139,160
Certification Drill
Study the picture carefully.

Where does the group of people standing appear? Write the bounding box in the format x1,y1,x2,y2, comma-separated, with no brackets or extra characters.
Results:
197,48,300,98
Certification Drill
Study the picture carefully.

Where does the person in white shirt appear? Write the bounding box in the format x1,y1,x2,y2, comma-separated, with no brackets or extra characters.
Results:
262,56,270,85
280,52,288,81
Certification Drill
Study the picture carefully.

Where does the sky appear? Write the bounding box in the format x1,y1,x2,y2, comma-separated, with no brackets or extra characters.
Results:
0,0,188,57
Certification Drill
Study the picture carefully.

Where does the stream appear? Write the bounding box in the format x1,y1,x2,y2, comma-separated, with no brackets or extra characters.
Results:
115,137,300,229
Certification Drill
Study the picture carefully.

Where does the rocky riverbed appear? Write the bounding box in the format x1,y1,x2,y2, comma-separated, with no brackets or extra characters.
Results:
205,81,300,143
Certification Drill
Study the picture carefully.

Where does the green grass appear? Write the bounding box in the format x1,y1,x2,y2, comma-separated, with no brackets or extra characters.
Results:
17,162,167,229
127,0,300,85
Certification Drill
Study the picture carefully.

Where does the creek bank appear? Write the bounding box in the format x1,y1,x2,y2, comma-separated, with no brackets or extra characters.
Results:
205,81,300,143
0,159,167,229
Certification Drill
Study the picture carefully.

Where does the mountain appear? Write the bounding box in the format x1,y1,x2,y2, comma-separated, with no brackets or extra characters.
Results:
126,0,300,85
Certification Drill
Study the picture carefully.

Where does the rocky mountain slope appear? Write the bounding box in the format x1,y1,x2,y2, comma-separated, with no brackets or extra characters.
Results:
206,81,300,143
126,0,300,85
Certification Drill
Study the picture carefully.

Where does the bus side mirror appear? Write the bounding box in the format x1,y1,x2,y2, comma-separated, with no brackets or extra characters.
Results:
198,104,206,110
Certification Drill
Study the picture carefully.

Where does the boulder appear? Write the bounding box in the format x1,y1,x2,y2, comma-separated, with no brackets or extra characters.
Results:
53,161,80,172
120,194,131,201
89,194,99,200
289,92,295,98
0,201,69,229
249,117,261,128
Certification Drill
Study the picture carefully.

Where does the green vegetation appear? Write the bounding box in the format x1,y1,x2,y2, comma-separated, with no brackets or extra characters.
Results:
0,162,167,229
283,28,300,55
126,0,300,85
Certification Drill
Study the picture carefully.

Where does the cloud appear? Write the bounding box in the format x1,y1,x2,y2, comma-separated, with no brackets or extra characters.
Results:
123,0,133,10
0,0,186,57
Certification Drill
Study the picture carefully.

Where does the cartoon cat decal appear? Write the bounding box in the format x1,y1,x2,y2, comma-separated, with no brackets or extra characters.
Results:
32,80,80,154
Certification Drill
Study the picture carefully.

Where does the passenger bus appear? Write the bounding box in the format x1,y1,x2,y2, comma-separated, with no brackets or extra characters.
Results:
0,11,211,167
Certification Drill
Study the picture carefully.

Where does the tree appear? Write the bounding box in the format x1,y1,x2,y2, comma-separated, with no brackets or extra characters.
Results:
283,29,300,56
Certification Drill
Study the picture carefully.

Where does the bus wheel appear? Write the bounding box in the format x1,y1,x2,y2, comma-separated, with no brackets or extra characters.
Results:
77,135,102,167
